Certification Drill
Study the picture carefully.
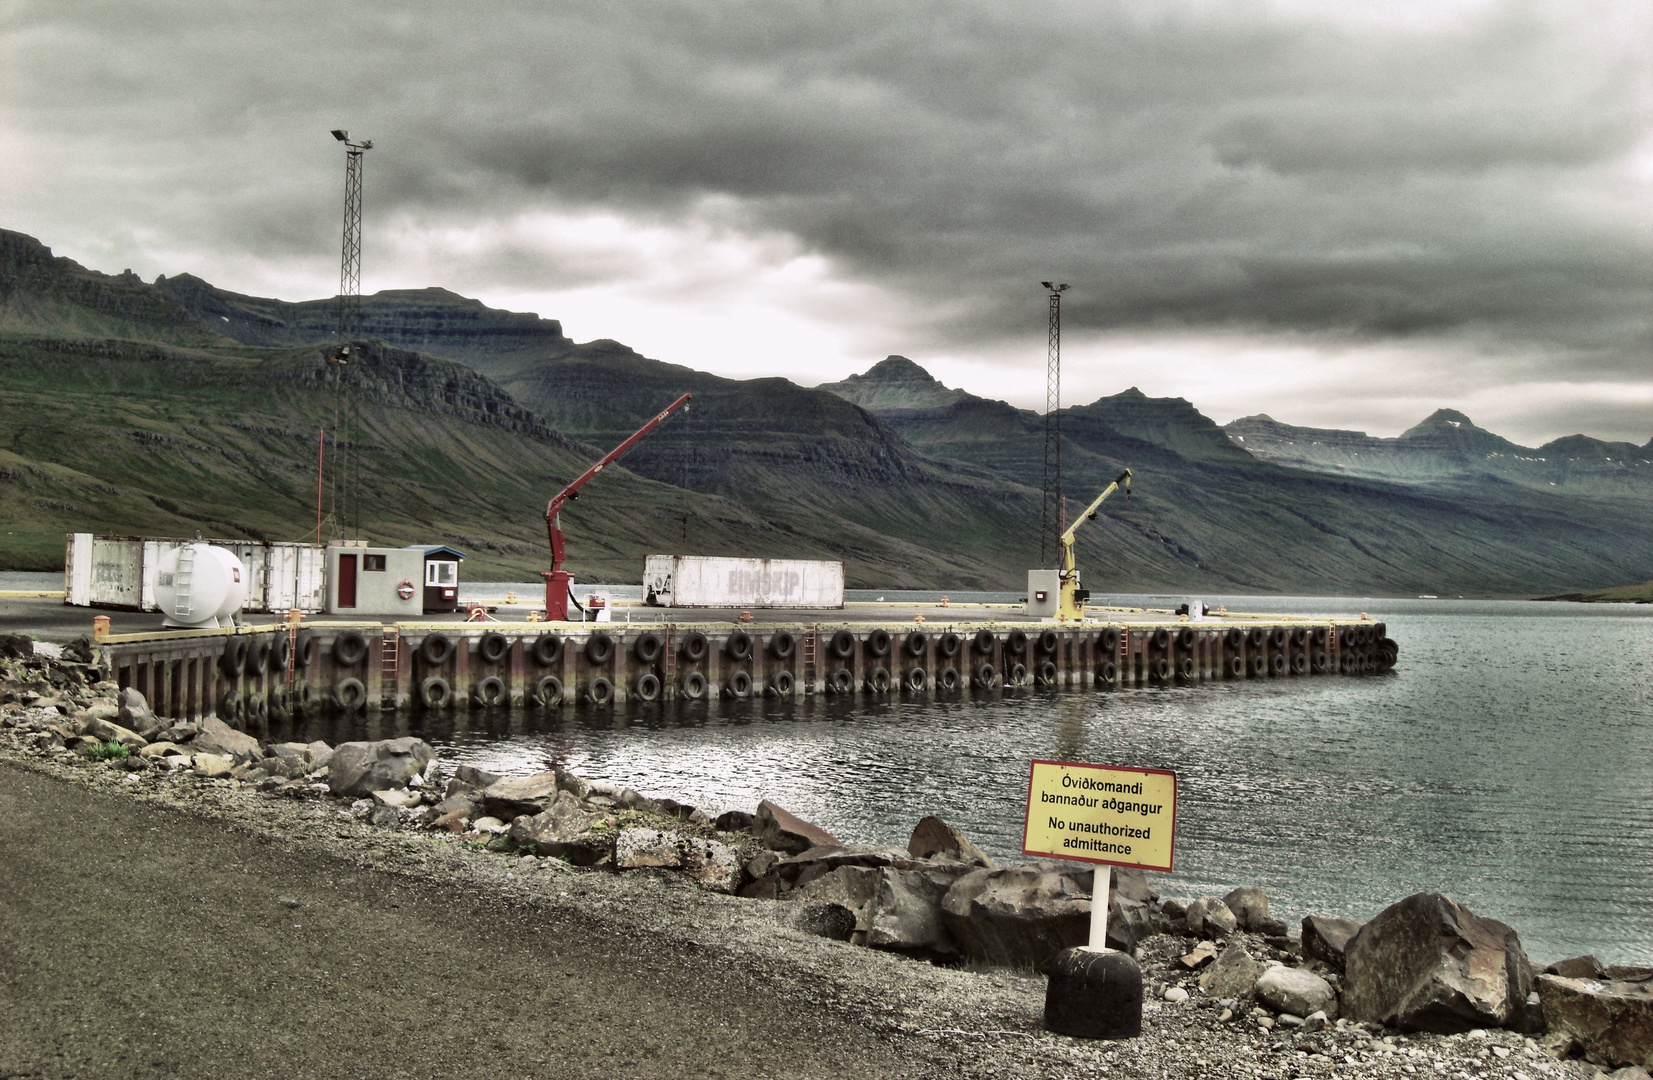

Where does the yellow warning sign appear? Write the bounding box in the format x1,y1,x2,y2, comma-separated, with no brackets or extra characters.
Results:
1021,759,1177,872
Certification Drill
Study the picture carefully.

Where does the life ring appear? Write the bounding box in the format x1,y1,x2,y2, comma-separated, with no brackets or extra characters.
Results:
1037,629,1060,656
633,633,662,663
294,632,315,668
1008,662,1028,686
972,629,996,654
937,632,961,658
905,631,928,658
396,579,416,601
246,637,271,674
534,675,563,707
584,633,614,665
679,631,708,663
679,671,707,701
417,633,452,667
1038,660,1059,686
271,634,292,672
472,675,507,707
829,630,856,659
634,673,661,702
585,676,614,705
905,666,927,693
1175,627,1195,651
769,670,795,697
1006,629,1028,655
865,629,891,658
865,666,891,694
1151,657,1171,682
1311,651,1328,673
1269,653,1287,677
418,676,451,710
768,632,796,660
936,666,960,692
1292,653,1309,675
332,676,366,711
1176,657,1195,681
827,667,854,694
1249,655,1267,677
1224,628,1244,650
1151,628,1171,652
531,633,563,666
1098,627,1121,654
1227,656,1245,678
220,638,248,678
725,631,753,661
972,662,996,688
1096,660,1118,685
478,632,509,665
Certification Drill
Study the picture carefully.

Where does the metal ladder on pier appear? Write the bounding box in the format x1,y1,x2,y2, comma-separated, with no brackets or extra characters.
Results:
380,627,399,680
802,626,817,689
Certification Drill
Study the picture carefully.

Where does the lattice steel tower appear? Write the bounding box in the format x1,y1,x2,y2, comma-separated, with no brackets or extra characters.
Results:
331,129,372,337
1039,281,1068,566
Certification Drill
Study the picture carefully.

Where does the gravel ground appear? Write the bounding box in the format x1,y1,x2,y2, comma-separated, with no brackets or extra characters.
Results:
0,722,1603,1080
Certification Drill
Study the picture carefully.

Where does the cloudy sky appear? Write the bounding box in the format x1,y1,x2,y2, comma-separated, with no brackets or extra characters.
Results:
4,0,1649,444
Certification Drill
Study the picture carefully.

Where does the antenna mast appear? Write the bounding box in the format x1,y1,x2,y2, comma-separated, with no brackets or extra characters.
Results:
1040,282,1068,567
325,130,372,541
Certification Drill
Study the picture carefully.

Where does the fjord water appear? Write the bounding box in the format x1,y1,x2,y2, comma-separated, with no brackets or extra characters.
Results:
435,595,1653,965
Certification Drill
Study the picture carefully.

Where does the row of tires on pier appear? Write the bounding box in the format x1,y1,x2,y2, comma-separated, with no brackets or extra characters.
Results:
208,619,1397,715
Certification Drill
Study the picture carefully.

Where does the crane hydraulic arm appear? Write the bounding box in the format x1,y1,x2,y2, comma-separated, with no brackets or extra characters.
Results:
1058,468,1131,620
541,392,692,620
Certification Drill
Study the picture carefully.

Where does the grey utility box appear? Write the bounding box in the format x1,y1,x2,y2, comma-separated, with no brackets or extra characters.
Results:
326,543,426,617
1026,569,1061,619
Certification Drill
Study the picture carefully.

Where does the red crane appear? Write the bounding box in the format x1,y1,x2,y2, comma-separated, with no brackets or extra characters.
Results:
541,392,692,620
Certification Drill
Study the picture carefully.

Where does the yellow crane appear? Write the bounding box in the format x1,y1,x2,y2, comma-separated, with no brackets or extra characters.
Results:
1056,468,1132,620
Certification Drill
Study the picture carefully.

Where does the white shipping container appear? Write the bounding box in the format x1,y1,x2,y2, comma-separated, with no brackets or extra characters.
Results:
643,555,844,609
62,533,328,613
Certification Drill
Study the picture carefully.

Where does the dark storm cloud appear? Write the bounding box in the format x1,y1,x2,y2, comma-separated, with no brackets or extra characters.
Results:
7,0,1649,377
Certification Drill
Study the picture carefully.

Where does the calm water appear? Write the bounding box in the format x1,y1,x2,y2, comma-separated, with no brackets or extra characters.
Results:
424,595,1653,966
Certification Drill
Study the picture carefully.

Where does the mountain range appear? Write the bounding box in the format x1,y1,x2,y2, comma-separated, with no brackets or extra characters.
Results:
4,225,1650,596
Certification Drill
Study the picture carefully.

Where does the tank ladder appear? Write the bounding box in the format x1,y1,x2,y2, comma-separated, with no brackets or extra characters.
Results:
173,545,195,618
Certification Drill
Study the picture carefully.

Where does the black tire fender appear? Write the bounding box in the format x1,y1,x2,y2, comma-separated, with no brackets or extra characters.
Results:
769,670,795,696
634,673,661,702
478,632,509,665
584,634,614,666
680,631,708,663
1006,629,1028,655
333,676,367,711
865,629,891,658
633,633,663,663
585,675,614,705
937,632,961,658
417,633,451,667
1008,662,1028,686
472,675,506,707
418,676,451,710
937,666,960,692
905,631,928,658
1096,660,1118,685
725,631,752,661
724,670,752,698
865,666,890,693
828,667,854,694
220,638,248,678
972,662,996,688
534,675,564,707
905,666,927,692
246,637,271,675
294,632,316,669
972,629,996,655
1098,627,1121,654
1038,660,1058,685
829,630,856,659
768,632,795,660
531,633,563,666
1037,629,1060,656
680,671,707,701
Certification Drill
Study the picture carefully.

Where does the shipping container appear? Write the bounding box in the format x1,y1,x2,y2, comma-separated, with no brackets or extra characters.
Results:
63,533,327,613
642,555,844,609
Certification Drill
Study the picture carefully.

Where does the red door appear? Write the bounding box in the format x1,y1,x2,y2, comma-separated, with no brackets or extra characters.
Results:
338,554,358,608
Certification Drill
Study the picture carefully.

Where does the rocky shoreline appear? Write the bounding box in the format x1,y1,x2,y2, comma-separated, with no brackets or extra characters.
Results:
3,633,1648,1079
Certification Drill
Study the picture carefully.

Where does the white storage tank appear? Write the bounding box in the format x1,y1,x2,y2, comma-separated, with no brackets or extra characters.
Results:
153,543,247,628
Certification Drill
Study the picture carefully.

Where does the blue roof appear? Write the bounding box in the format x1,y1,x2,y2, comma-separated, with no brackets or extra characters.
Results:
404,544,467,561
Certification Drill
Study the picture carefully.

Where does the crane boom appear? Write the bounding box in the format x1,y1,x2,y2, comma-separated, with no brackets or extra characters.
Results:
541,392,692,620
1057,468,1131,620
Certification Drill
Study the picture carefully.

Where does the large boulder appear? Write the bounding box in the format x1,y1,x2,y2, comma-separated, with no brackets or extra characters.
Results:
1223,886,1271,931
480,771,562,818
1302,915,1365,972
1186,896,1238,937
116,687,160,735
506,790,610,865
1255,966,1339,1019
1112,866,1159,903
907,816,995,869
192,716,262,763
326,738,435,798
938,864,1092,967
79,714,147,750
613,828,742,892
1199,943,1268,998
1342,893,1533,1033
793,865,955,955
1538,973,1653,1071
754,800,839,854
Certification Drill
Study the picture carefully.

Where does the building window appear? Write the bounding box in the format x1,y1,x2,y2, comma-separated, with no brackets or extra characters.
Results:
426,561,458,587
364,554,386,571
